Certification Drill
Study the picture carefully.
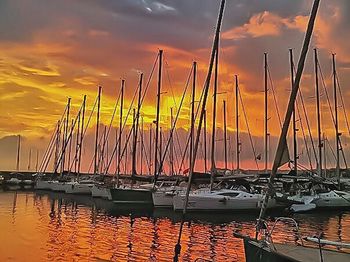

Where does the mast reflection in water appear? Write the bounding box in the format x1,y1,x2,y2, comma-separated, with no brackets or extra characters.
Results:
0,190,350,261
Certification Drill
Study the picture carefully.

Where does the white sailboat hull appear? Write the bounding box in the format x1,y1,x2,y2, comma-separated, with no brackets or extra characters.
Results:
91,185,111,199
65,183,93,195
35,180,51,190
50,181,69,192
6,178,22,185
152,191,177,207
313,190,350,208
173,190,278,211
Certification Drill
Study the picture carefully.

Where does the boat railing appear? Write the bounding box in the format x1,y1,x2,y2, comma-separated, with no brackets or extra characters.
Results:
267,217,304,248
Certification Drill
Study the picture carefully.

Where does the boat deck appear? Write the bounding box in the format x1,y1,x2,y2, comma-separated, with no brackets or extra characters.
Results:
273,243,350,262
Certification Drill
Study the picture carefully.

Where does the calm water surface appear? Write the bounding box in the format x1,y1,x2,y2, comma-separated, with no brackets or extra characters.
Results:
1,189,350,261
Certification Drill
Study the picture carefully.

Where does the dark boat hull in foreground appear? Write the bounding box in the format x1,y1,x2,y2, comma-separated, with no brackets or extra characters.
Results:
236,234,350,262
109,187,153,205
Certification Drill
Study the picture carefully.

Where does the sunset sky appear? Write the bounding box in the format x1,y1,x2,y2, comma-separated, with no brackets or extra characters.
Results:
1,0,350,172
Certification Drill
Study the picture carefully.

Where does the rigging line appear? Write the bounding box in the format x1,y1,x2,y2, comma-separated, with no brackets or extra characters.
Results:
293,64,318,166
38,122,59,172
105,54,159,175
292,62,318,169
164,59,185,162
139,123,151,173
318,60,347,168
178,66,207,174
53,105,84,172
325,136,336,163
156,65,193,180
40,103,70,171
318,60,335,125
41,126,59,173
99,85,123,167
267,64,282,128
164,57,179,111
336,74,350,137
296,99,313,170
238,84,259,171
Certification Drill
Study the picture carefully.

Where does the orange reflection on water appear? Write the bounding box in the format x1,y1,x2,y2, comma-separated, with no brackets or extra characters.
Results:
1,190,350,261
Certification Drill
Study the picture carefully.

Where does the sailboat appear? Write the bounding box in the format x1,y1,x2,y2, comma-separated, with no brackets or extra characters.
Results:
235,0,350,261
8,135,22,185
109,64,156,205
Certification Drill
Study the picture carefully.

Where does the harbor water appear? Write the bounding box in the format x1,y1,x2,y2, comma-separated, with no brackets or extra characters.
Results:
1,189,350,261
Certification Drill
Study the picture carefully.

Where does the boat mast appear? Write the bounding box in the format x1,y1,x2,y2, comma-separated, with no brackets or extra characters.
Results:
223,100,228,170
78,95,86,177
27,148,31,171
153,49,163,179
117,80,124,186
210,42,219,190
332,53,340,188
94,86,102,175
203,109,207,173
132,73,143,177
235,75,240,172
159,127,163,175
257,0,320,225
54,120,61,173
140,116,144,176
290,49,298,174
173,1,226,260
314,48,323,176
36,149,39,172
170,107,174,176
149,123,152,175
74,107,81,173
264,53,268,174
323,133,327,177
67,119,74,172
61,98,71,174
131,108,136,179
190,61,196,173
16,135,21,172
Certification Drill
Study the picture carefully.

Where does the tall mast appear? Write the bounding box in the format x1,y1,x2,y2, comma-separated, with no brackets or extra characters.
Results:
314,49,323,176
290,49,298,174
67,119,73,172
173,1,226,260
153,49,163,179
235,75,240,172
36,149,39,172
210,43,219,189
94,86,102,175
190,61,196,173
264,52,268,173
78,95,86,176
16,135,21,172
140,116,144,176
117,80,124,185
132,108,137,178
74,107,81,173
204,109,207,173
62,97,71,174
28,148,31,170
257,0,320,223
125,133,128,174
333,53,340,188
132,73,143,177
170,107,174,176
223,100,228,170
159,127,163,175
54,120,61,173
149,123,152,175
323,133,327,177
